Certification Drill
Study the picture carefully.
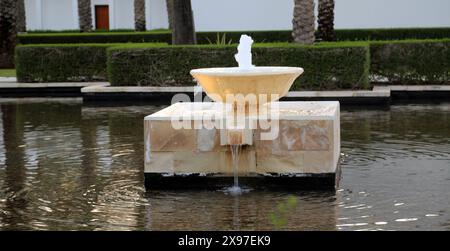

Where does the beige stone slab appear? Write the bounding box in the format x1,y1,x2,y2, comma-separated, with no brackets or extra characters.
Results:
286,90,390,97
174,151,222,174
1,82,109,88
144,102,339,121
303,151,335,173
169,149,256,175
0,97,81,104
82,85,195,93
374,85,450,91
0,77,17,83
254,120,332,153
333,108,341,171
144,101,340,176
146,102,231,121
256,151,305,174
144,120,151,165
148,121,196,152
145,152,174,173
196,127,228,152
256,150,334,174
282,120,331,151
146,119,227,153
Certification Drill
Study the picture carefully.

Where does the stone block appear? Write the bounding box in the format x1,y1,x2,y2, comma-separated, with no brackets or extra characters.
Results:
148,121,196,152
144,102,340,186
145,152,174,173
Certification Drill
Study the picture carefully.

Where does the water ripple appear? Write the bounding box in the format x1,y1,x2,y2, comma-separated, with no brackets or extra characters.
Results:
0,101,449,230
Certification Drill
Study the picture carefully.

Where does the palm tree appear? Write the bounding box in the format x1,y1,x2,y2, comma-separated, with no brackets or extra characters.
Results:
292,0,315,44
134,0,146,31
318,0,336,41
78,0,92,32
17,0,26,32
172,0,196,45
0,0,17,68
166,0,174,30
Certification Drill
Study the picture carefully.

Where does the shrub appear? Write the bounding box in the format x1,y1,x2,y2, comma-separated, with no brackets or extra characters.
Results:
107,43,370,90
26,28,168,33
370,39,450,84
18,27,450,45
18,32,172,44
15,43,167,82
16,39,449,87
336,27,450,41
17,31,289,45
15,44,112,82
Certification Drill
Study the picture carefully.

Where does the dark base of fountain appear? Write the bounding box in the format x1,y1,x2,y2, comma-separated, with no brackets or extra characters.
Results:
144,164,341,191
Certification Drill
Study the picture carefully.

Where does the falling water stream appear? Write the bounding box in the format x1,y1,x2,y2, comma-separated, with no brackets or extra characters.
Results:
228,145,242,195
226,34,255,195
231,145,240,187
227,144,253,195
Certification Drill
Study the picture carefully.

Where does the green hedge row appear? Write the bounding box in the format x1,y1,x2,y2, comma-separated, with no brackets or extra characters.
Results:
26,28,142,33
107,43,370,90
17,32,172,44
17,27,450,44
370,39,450,84
15,44,111,82
15,43,165,82
334,27,450,41
17,31,288,45
15,39,450,88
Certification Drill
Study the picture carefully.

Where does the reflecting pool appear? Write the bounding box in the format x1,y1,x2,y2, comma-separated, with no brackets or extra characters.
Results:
0,98,448,230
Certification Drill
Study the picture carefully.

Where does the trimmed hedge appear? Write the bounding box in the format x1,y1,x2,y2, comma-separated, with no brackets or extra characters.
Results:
15,39,450,88
15,43,167,82
15,43,168,82
335,27,450,41
17,32,172,44
18,27,450,44
370,39,450,84
17,31,287,45
15,44,112,82
203,28,450,42
107,43,370,90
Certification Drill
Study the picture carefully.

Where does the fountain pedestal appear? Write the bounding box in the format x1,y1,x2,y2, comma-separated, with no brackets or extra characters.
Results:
144,101,340,190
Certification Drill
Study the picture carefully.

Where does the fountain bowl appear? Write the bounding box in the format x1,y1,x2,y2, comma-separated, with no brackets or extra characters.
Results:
190,67,304,105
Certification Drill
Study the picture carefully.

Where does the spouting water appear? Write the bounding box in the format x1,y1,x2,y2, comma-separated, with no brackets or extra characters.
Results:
225,35,255,195
234,34,254,70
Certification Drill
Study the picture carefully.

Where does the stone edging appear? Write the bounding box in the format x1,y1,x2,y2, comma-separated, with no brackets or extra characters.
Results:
1,80,449,103
80,85,450,104
0,82,109,88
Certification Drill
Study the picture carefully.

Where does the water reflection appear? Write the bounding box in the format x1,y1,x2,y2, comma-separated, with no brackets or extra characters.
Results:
0,99,448,230
144,191,338,231
1,104,29,229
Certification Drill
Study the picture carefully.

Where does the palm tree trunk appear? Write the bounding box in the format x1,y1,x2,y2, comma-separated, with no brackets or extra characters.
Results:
318,0,336,41
172,0,196,45
16,0,26,32
292,0,315,44
0,0,17,68
78,0,93,32
134,0,146,31
166,0,174,30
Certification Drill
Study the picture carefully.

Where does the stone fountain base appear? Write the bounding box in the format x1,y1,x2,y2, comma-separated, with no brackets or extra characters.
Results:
144,101,341,190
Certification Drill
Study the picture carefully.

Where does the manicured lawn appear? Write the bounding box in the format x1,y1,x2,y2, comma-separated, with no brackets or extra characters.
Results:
0,69,16,77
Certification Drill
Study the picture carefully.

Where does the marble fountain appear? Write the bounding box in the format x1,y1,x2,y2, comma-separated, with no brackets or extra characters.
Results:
144,35,341,191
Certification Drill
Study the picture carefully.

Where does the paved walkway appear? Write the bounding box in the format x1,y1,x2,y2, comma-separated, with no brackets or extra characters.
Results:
1,77,449,104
